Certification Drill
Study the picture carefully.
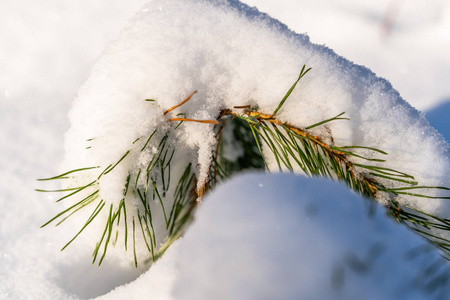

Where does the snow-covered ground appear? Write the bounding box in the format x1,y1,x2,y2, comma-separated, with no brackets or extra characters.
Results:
1,0,449,299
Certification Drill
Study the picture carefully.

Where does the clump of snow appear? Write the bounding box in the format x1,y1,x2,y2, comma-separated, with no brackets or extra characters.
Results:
62,0,449,265
98,173,450,299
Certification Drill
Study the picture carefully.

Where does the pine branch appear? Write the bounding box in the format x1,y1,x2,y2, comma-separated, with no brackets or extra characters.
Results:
38,65,450,267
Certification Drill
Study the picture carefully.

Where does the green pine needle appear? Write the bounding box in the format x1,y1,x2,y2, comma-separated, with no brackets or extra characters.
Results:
272,65,312,116
37,166,100,181
305,112,349,130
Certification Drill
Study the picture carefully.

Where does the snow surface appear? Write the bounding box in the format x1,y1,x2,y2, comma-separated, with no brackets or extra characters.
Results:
1,0,450,299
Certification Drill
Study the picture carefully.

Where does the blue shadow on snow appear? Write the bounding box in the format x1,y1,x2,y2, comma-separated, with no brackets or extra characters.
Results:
425,100,450,143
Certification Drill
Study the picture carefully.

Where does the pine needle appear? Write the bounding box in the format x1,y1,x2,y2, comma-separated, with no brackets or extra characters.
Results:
164,91,197,115
37,166,100,181
272,65,312,116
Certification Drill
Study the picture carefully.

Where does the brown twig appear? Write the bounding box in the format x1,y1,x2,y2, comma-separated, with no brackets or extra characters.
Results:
220,109,346,156
219,108,378,199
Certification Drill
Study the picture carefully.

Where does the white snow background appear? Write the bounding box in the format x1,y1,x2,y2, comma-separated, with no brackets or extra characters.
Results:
1,0,450,299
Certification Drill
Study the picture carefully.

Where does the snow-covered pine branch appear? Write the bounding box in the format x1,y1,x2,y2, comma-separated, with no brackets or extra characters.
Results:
38,0,450,266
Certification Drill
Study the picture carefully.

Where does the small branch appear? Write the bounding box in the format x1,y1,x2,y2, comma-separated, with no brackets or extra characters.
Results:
164,91,197,115
219,108,378,198
220,109,346,156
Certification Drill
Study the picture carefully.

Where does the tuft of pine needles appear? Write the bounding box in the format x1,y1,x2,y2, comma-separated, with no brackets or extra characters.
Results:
38,119,198,267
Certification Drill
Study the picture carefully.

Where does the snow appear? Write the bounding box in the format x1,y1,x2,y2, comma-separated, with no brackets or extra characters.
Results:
244,0,450,111
99,174,450,299
1,0,450,299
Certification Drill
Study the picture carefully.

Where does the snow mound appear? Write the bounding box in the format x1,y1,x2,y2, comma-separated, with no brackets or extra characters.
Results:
62,0,449,264
99,173,450,300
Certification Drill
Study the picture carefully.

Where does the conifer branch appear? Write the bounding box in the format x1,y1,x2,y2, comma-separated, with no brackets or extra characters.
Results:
38,64,450,267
